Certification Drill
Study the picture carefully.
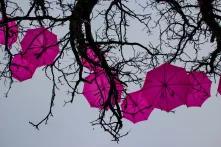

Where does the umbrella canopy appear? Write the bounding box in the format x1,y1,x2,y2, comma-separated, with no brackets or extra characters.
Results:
143,63,191,112
21,27,59,67
83,72,123,109
186,71,212,107
218,77,221,95
81,48,102,71
0,19,18,47
121,90,154,124
10,54,37,82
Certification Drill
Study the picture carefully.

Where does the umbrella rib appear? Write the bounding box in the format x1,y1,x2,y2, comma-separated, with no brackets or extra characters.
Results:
190,74,211,99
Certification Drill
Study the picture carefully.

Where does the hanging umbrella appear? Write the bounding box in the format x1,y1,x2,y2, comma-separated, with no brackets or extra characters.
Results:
121,90,154,124
83,72,123,109
0,19,18,47
143,63,191,112
21,27,59,67
218,77,221,95
81,47,102,71
186,71,212,107
10,54,37,82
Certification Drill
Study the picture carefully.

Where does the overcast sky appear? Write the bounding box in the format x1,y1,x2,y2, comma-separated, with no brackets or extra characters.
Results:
1,1,221,147
1,71,221,147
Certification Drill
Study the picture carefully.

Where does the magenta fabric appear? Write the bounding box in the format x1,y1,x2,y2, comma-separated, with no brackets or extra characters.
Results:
10,54,37,82
0,19,18,47
21,27,59,67
81,48,101,71
143,63,191,112
83,72,123,109
218,77,221,95
186,71,211,107
121,90,154,124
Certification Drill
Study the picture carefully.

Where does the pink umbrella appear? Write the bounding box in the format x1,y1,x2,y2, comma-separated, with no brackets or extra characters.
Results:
81,47,102,71
218,77,221,95
143,63,191,112
186,71,211,107
121,90,154,124
0,19,18,47
21,27,59,67
10,54,37,82
83,72,123,109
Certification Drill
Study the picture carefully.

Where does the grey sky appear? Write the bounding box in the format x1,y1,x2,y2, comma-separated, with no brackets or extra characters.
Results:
1,71,221,147
1,0,221,147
